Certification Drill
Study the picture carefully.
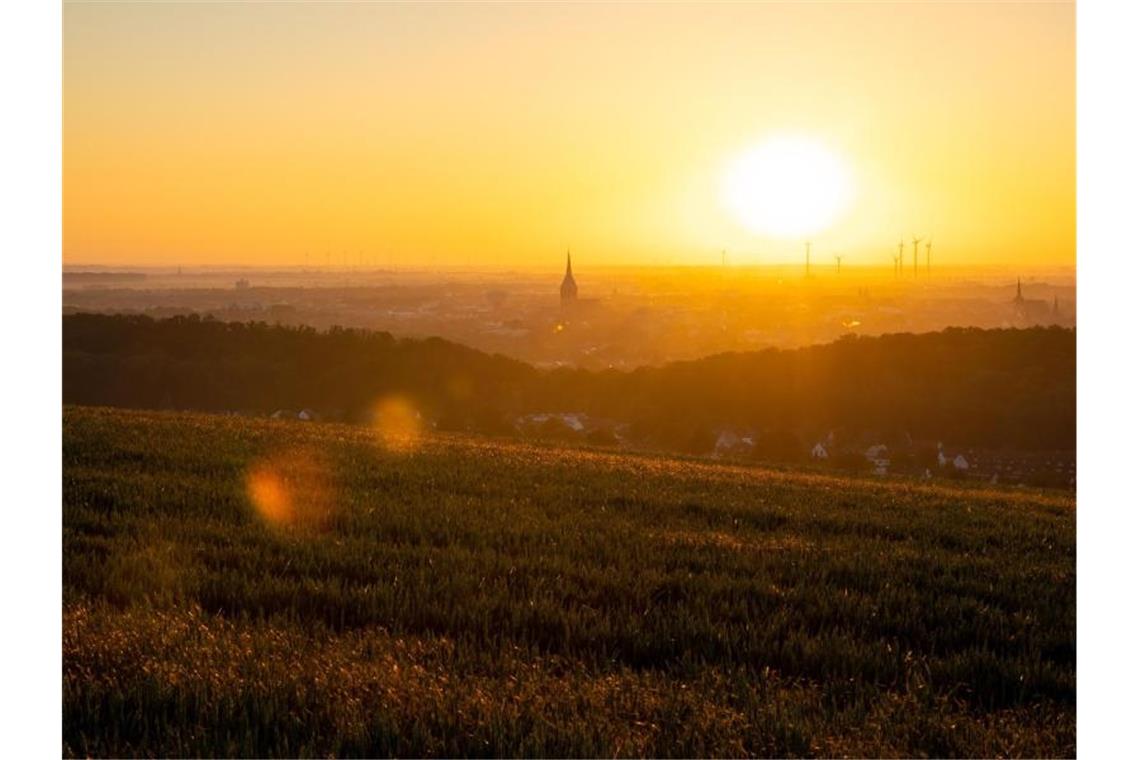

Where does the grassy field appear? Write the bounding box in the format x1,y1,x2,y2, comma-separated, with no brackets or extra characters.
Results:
63,406,1075,757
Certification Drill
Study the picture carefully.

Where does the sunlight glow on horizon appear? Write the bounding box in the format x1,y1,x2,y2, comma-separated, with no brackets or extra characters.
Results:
722,135,854,240
64,2,1074,268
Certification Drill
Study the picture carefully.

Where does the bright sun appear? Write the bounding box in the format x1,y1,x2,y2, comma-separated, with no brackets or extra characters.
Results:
722,135,854,239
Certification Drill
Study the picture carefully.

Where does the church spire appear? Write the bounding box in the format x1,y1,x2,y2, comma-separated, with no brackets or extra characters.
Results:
560,249,578,305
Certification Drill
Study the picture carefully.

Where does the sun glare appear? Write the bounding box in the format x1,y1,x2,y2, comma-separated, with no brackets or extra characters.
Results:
722,135,854,239
371,395,424,453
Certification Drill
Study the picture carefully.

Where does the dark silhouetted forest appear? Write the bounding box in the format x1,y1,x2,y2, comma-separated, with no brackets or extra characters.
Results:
63,313,1074,452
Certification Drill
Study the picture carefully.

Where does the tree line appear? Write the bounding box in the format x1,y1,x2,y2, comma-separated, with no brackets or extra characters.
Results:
63,313,1075,453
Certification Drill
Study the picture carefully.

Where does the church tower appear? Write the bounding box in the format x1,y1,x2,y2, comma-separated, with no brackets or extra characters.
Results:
560,250,578,306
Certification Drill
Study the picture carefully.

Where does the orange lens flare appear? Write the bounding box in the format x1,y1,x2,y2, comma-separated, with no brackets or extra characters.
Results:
370,395,423,453
245,447,335,532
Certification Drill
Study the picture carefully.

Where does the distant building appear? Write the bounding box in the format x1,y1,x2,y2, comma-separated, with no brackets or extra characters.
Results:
235,278,250,290
864,444,890,475
560,251,578,306
715,430,741,452
864,444,888,460
517,412,586,432
1010,278,1055,324
713,428,754,457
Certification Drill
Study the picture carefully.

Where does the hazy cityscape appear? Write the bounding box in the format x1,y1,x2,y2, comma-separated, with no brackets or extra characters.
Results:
64,260,1074,369
55,0,1080,755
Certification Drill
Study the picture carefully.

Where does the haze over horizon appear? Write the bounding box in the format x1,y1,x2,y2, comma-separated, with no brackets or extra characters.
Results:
64,2,1074,269
54,4,1083,753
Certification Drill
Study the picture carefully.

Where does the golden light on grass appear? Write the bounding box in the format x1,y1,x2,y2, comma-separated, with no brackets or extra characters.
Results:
245,447,335,532
370,395,424,453
103,539,187,606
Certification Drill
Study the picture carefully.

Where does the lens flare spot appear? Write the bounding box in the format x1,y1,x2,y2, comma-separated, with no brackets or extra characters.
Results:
245,448,335,532
247,468,291,523
371,395,423,453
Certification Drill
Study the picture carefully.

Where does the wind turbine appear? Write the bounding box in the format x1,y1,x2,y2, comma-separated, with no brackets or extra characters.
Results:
897,240,905,277
804,241,812,277
925,239,933,274
911,235,923,277
834,255,843,275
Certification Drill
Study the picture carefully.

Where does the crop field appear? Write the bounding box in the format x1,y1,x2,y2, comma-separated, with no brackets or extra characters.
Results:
63,406,1075,757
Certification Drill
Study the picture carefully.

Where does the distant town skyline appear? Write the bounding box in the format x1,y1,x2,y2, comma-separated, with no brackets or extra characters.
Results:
65,2,1074,268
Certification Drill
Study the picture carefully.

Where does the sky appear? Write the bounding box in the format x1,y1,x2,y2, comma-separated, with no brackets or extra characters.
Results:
64,1,1074,268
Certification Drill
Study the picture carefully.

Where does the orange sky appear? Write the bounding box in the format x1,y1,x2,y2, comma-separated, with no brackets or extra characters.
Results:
64,2,1074,268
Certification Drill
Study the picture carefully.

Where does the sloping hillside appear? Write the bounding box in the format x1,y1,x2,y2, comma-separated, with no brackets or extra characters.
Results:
63,406,1075,757
64,314,1075,451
